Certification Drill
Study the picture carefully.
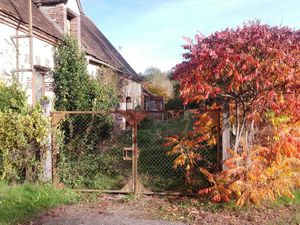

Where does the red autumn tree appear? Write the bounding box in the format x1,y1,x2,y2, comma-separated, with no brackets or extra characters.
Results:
174,21,300,151
167,22,300,205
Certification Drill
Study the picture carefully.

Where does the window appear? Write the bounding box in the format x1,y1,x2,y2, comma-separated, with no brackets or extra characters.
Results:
66,14,72,34
126,97,132,110
144,95,149,110
66,10,76,34
34,71,45,104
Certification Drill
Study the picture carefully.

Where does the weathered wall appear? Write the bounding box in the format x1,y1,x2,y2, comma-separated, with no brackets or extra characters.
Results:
124,79,142,109
40,3,67,33
0,22,55,106
87,61,142,109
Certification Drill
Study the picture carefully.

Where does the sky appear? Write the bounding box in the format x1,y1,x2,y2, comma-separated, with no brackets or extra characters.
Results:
81,0,300,73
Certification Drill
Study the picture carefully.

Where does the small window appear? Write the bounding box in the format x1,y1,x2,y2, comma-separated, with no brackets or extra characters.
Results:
66,14,72,34
66,10,77,34
34,71,45,104
126,97,132,110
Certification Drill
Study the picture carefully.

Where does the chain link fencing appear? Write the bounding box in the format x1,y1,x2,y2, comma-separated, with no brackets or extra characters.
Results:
52,111,133,192
51,109,221,194
137,110,221,194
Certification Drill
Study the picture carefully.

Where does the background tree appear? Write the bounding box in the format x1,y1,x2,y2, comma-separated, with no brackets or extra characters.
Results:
141,67,174,100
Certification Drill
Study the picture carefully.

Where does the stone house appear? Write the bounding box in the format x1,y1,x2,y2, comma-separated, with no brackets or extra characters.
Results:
0,0,142,110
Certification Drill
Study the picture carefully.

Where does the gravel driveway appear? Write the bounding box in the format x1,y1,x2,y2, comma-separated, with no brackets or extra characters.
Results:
28,195,187,225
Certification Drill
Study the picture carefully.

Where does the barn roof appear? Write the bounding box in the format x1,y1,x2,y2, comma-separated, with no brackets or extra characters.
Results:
0,0,61,39
81,15,140,81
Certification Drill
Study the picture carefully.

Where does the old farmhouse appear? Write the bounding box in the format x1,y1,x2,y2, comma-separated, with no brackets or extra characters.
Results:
0,0,143,112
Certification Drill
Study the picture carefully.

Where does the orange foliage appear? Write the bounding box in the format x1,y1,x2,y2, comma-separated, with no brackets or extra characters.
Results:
165,113,217,183
199,121,300,206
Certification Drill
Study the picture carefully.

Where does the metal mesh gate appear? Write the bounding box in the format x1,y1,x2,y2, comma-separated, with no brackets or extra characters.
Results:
51,110,221,194
52,111,133,192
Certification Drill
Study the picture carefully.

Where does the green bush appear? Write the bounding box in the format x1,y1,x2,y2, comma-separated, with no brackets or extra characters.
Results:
53,35,91,111
0,105,48,183
0,82,49,183
0,82,26,113
57,124,132,189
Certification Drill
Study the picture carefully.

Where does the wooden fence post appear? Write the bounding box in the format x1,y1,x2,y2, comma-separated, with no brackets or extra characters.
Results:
41,101,52,182
222,101,231,170
51,112,67,184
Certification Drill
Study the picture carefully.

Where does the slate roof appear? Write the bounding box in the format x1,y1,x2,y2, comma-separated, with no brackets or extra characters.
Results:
0,0,61,39
81,15,140,81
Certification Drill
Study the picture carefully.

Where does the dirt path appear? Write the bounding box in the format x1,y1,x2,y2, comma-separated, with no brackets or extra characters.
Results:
27,195,186,225
26,194,300,225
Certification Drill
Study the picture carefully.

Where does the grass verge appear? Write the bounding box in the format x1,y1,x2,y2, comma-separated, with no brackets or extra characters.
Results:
0,181,79,225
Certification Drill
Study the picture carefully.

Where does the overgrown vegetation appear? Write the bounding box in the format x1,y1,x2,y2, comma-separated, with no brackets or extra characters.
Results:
170,21,300,205
138,112,218,192
53,35,129,189
57,123,132,189
0,181,79,225
0,82,48,183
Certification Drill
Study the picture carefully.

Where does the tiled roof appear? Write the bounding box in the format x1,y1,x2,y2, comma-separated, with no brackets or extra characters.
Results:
0,0,61,39
81,15,140,81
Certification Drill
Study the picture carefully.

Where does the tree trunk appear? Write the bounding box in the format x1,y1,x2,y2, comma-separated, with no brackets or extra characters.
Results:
222,101,231,170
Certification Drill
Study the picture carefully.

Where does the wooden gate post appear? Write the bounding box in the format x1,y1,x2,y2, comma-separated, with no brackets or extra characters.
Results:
51,112,67,184
118,110,147,196
41,101,52,182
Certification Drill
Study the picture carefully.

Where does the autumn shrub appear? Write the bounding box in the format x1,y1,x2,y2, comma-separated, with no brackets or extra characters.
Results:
168,21,300,205
199,120,300,206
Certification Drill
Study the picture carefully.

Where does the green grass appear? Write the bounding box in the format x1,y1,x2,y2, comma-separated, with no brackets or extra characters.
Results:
271,189,300,207
0,181,80,225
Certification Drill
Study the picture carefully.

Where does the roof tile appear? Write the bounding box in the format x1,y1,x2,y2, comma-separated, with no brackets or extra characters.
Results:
0,0,61,38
